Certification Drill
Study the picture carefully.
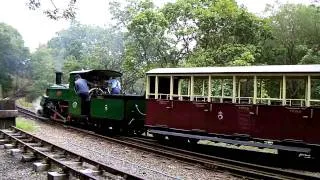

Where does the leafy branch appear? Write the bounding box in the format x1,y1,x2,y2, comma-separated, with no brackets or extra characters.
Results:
26,0,77,20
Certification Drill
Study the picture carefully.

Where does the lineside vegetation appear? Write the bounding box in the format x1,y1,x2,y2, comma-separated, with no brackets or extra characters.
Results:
16,117,37,132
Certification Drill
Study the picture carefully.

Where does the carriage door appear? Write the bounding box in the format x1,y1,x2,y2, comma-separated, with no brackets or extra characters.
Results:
282,107,308,141
234,77,256,137
145,76,173,128
235,105,255,136
305,108,320,144
190,77,210,132
191,102,210,132
155,76,173,127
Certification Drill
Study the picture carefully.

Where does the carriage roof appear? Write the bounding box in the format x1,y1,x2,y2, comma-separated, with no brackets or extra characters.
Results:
146,64,320,75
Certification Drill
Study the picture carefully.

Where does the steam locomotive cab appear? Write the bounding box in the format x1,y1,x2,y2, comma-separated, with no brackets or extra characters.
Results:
67,70,123,118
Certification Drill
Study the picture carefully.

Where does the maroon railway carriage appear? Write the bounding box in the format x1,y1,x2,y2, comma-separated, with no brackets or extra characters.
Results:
145,64,320,157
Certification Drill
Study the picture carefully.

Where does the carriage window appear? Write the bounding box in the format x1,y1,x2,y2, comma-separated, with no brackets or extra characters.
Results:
158,76,170,100
311,77,320,106
170,76,181,100
177,77,190,101
180,78,189,95
211,77,233,103
236,77,254,104
286,78,306,106
148,76,155,99
193,77,208,102
256,77,282,105
148,75,179,100
223,79,233,97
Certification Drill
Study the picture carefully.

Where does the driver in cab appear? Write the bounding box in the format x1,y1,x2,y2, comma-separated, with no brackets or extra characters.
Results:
106,77,121,94
74,74,89,115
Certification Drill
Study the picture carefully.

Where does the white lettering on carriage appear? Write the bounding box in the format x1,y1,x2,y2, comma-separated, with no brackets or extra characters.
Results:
289,109,302,114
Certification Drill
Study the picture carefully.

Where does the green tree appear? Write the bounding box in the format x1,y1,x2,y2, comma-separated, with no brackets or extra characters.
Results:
186,0,270,66
48,22,124,73
110,0,270,93
265,3,320,65
26,22,125,100
0,23,29,97
261,3,320,98
111,0,175,93
28,46,55,100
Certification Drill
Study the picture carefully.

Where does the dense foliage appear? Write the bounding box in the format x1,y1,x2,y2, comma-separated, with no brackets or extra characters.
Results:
18,0,320,99
0,23,29,97
26,22,125,99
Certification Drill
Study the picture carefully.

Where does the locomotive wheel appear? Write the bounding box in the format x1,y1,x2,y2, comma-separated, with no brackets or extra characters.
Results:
169,136,188,145
154,134,166,143
312,148,320,159
133,127,145,136
278,150,299,163
127,119,145,136
42,102,55,118
127,126,144,136
188,139,198,145
41,107,51,118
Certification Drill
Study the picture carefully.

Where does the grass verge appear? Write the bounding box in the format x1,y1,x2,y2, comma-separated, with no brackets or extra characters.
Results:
16,117,37,132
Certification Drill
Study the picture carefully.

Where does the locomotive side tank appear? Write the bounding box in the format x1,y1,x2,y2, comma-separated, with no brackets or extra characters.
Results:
90,94,146,134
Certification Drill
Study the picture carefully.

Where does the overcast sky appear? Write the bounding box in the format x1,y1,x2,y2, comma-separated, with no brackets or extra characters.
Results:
0,0,313,52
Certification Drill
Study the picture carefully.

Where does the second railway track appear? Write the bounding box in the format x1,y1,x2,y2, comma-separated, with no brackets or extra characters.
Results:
0,126,142,180
16,105,320,180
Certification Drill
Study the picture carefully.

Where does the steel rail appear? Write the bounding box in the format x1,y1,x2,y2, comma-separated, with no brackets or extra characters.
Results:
16,105,320,180
16,106,48,121
124,137,320,180
73,132,320,180
0,126,142,180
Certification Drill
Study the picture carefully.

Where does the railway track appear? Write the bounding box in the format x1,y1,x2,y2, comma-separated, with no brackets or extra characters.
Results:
17,105,320,180
0,126,142,180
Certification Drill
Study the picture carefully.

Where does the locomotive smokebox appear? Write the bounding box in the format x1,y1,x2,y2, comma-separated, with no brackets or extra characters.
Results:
55,71,63,85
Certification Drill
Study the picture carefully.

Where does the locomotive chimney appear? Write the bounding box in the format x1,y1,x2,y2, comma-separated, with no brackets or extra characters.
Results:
55,71,62,85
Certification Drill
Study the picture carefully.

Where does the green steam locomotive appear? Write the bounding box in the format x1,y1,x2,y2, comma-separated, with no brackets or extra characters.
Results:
40,70,146,135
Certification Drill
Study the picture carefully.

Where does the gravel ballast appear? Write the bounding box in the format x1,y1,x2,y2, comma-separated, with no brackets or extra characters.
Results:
0,145,47,180
20,118,239,180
